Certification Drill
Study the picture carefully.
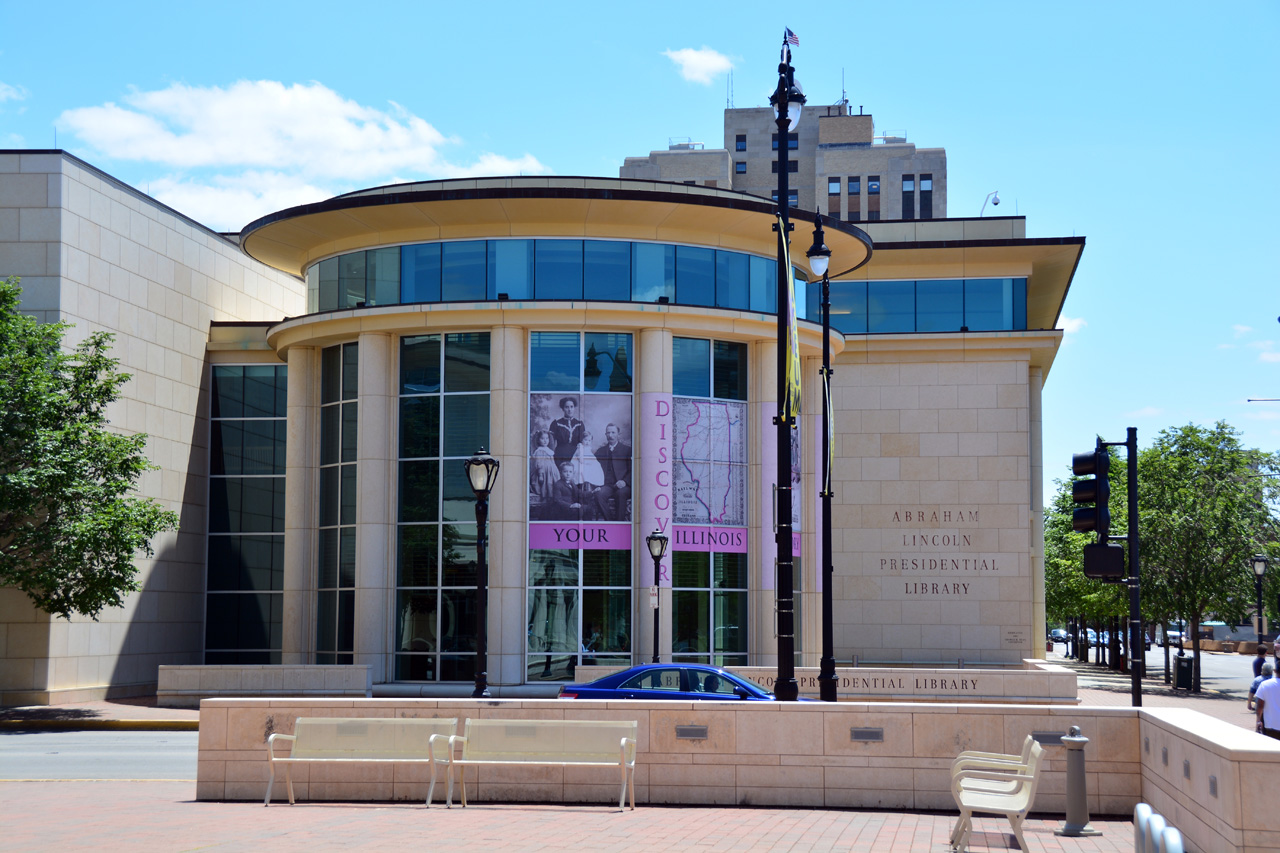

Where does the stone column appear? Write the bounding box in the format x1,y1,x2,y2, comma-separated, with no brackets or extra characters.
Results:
282,346,316,664
800,352,821,667
488,325,527,687
1029,365,1046,659
354,333,393,679
637,327,673,663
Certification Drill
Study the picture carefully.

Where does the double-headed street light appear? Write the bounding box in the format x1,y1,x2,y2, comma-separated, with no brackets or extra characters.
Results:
464,448,500,698
646,530,669,663
1254,554,1270,643
768,31,806,702
806,216,836,703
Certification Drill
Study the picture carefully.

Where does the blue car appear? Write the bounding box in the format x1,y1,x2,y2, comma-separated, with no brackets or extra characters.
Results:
558,663,778,701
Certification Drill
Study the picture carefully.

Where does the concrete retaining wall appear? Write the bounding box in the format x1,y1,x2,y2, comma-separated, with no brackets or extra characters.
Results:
574,660,1078,704
157,665,371,707
196,698,1136,813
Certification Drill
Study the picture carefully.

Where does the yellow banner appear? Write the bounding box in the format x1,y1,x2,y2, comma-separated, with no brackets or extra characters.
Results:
777,215,801,425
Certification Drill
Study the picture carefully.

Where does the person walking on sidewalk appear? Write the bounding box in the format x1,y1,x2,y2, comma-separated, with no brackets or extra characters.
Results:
1255,673,1280,739
1249,662,1274,711
1255,645,1269,678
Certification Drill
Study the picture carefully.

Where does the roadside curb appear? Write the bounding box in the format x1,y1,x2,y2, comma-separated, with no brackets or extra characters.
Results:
0,719,198,732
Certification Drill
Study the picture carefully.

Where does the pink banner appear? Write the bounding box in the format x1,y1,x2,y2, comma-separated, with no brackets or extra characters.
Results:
528,523,632,550
640,392,673,586
673,525,749,553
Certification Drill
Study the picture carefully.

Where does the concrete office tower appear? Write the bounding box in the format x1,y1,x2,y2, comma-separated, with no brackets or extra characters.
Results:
621,103,946,220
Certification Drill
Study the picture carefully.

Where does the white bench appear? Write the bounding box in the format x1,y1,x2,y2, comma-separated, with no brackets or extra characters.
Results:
951,734,1035,795
264,716,458,805
949,739,1045,852
428,718,638,810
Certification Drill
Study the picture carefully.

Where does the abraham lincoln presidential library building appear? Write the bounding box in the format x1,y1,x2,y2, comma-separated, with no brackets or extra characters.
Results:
0,150,1081,703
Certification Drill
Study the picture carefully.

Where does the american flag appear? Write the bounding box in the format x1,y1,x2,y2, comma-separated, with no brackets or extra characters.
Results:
784,28,799,46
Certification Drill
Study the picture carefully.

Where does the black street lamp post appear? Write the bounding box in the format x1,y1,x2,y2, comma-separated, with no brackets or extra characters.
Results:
768,31,805,702
646,531,668,663
1254,554,1270,643
464,448,500,698
806,216,836,703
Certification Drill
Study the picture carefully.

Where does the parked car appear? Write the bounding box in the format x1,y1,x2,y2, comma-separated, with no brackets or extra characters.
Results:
558,663,783,701
1049,629,1069,644
1159,630,1184,648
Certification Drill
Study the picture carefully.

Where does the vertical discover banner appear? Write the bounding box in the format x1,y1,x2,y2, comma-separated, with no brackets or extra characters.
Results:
640,392,673,586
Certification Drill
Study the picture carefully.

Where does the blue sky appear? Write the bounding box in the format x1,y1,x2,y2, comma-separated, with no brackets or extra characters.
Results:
2,1,1277,502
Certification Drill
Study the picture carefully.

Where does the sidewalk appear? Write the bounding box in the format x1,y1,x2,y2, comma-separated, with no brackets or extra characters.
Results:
0,695,198,730
1050,649,1259,732
0,780,1138,853
0,674,1192,852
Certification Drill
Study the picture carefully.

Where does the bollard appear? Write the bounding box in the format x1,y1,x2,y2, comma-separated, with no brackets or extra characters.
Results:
1133,803,1152,852
1054,725,1102,837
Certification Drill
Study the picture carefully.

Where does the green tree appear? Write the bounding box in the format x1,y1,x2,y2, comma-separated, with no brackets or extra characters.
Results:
1138,422,1280,691
0,276,178,619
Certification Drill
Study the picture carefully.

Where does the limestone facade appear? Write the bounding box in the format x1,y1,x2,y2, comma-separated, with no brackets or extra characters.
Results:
1,160,1081,702
0,151,302,704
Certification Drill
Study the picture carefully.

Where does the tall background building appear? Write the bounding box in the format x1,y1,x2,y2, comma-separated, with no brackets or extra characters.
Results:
621,102,946,220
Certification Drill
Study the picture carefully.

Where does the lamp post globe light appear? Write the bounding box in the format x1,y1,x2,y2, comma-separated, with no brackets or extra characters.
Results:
1254,554,1270,643
768,29,805,702
646,530,669,663
806,216,837,703
463,448,500,698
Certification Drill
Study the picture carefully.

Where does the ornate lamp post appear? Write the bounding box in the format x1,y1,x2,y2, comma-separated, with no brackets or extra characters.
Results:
646,530,668,663
463,448,500,698
1254,554,1270,643
768,29,805,702
806,216,836,702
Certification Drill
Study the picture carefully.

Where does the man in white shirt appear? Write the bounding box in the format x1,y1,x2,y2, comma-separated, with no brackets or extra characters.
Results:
1254,673,1280,739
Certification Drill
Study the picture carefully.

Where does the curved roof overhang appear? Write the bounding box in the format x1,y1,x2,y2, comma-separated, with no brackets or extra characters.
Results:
240,177,872,279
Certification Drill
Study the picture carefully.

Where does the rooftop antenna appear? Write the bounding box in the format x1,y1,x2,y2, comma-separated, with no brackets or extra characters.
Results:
728,71,734,108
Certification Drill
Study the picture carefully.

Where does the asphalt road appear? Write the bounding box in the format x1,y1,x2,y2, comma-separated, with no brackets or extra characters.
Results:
0,730,198,780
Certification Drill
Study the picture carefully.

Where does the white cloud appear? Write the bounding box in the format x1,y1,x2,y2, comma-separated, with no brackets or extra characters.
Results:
1260,351,1280,363
663,48,734,84
1057,315,1086,334
56,80,550,229
0,82,27,102
1125,406,1163,418
146,172,334,232
1233,324,1253,337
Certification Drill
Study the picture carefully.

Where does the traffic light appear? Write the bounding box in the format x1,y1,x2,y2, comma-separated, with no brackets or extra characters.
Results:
1073,441,1124,580
1071,443,1110,538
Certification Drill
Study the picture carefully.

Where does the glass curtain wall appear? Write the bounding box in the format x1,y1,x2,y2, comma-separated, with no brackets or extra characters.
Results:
811,278,1028,335
670,338,750,666
317,344,358,663
526,331,634,682
395,333,490,681
309,240,798,318
205,365,287,663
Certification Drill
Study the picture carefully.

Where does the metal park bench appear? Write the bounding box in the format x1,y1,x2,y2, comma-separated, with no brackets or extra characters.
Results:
427,718,638,810
264,716,458,805
949,739,1045,851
